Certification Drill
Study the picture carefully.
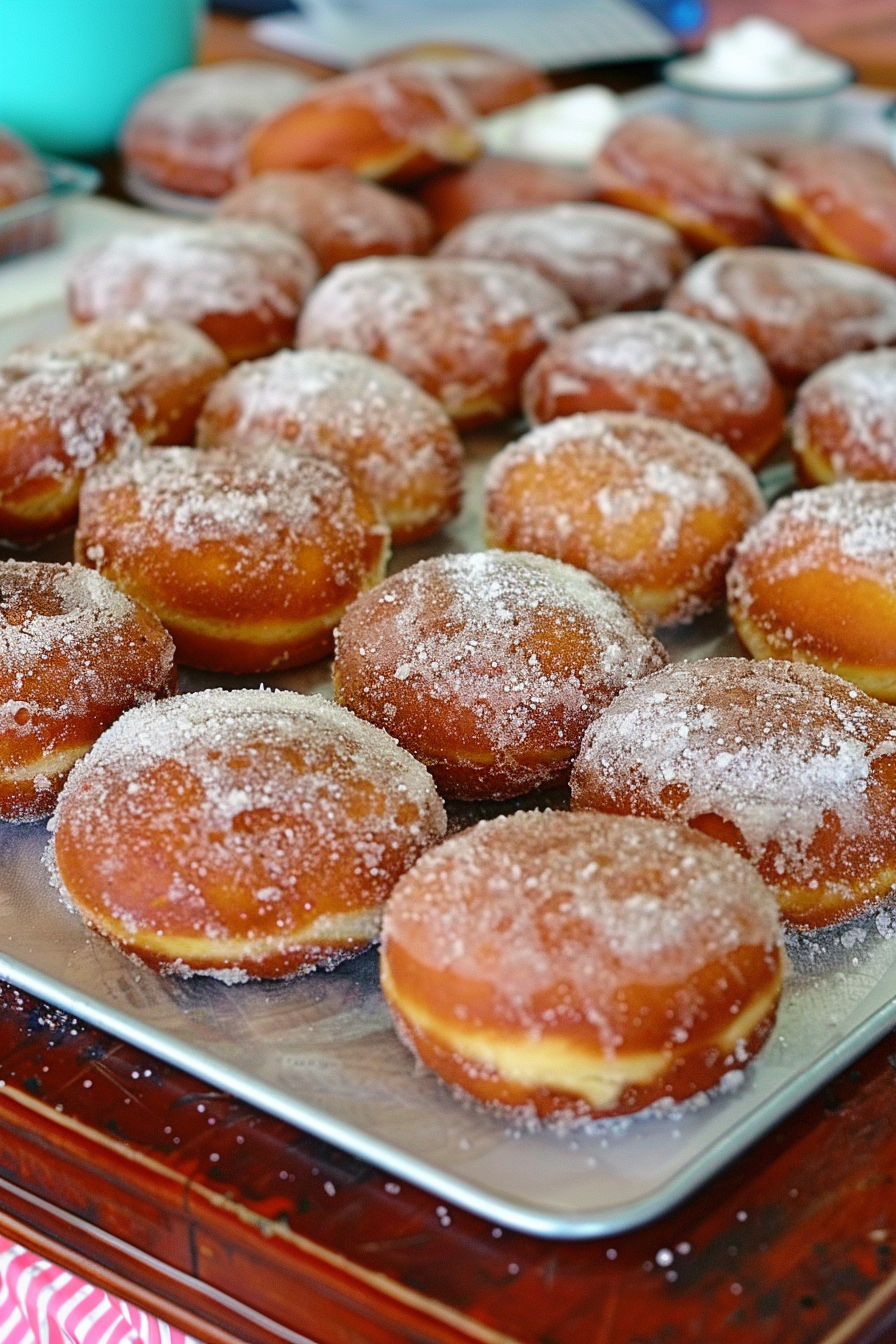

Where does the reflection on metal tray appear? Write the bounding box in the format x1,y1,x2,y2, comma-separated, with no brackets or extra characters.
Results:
0,297,893,1240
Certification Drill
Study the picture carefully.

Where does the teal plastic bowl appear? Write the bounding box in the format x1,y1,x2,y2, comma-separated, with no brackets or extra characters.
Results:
0,0,204,157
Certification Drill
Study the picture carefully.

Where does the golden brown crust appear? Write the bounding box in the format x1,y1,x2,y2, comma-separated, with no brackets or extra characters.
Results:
381,810,783,1119
75,444,389,674
364,42,549,117
0,560,175,822
591,115,774,253
792,349,896,485
413,156,597,238
49,689,446,979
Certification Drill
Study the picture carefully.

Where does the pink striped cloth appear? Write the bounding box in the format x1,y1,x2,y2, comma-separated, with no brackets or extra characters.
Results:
0,1235,199,1344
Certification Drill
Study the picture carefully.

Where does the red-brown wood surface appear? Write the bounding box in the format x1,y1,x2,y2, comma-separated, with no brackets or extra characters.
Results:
1,981,896,1344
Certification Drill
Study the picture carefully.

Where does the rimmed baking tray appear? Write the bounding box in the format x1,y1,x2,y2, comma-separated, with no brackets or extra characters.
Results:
2,294,896,1241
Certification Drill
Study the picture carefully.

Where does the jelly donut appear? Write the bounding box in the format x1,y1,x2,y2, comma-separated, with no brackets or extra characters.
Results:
0,350,137,545
523,310,784,466
770,143,896,278
333,549,666,799
484,413,765,626
571,657,896,929
68,221,319,364
245,67,479,185
437,203,691,319
197,348,462,545
414,155,597,239
216,168,432,273
76,444,389,674
0,561,175,822
298,256,577,427
27,315,228,447
666,248,896,388
49,689,446,979
591,115,774,253
0,126,45,209
380,809,783,1119
727,481,896,702
120,60,316,200
791,349,896,486
365,42,549,117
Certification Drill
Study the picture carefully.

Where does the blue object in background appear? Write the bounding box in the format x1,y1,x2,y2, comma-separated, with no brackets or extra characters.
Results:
633,0,705,38
0,0,204,158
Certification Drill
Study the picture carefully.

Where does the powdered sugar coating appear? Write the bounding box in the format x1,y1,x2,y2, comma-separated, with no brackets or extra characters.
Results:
732,481,896,577
48,688,446,977
121,61,316,198
437,203,690,318
68,221,318,330
793,349,896,480
297,256,578,425
383,809,781,1029
334,549,666,798
217,169,432,272
485,412,765,625
667,247,896,385
572,658,896,905
197,348,462,543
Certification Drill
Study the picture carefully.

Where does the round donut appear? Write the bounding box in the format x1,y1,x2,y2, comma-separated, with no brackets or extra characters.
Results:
49,688,446,979
769,143,896,278
333,549,666,799
196,348,463,545
0,351,138,546
792,349,896,485
216,168,432,272
75,444,389,674
414,155,597,239
484,413,765,626
727,481,896,702
120,60,317,200
436,203,691,319
571,657,896,929
0,561,175,822
380,809,783,1120
523,310,784,467
297,256,577,427
591,115,774,253
666,247,896,388
67,221,319,364
364,42,549,117
27,315,228,447
0,126,45,209
245,67,479,185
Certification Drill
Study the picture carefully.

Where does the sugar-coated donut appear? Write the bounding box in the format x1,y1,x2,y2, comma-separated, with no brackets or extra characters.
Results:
792,349,896,485
49,689,446,979
298,256,577,427
436,203,691,319
523,310,784,467
770,143,896,278
0,351,138,545
120,60,316,200
0,561,175,822
571,657,896,928
246,67,479,185
216,168,432,272
333,549,666,799
364,42,549,117
197,348,462,545
484,413,765,626
381,809,783,1119
727,481,896,702
591,115,774,253
27,315,228,447
666,247,896,388
76,444,389,674
68,221,319,364
414,155,597,239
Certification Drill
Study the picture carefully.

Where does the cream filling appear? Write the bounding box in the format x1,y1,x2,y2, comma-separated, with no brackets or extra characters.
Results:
4,742,89,785
383,960,782,1109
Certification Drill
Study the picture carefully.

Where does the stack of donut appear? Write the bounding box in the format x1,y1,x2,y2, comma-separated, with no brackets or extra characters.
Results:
7,65,896,1132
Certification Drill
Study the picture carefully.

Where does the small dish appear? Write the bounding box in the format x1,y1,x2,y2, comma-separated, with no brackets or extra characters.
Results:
0,157,100,262
662,60,854,138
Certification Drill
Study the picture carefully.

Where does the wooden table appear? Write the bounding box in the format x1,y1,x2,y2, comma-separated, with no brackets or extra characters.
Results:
5,12,896,1342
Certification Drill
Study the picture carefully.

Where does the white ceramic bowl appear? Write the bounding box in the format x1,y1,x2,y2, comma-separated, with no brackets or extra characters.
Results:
662,58,854,138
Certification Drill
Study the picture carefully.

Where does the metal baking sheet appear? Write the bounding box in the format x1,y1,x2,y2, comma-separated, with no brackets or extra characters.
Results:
3,295,896,1241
